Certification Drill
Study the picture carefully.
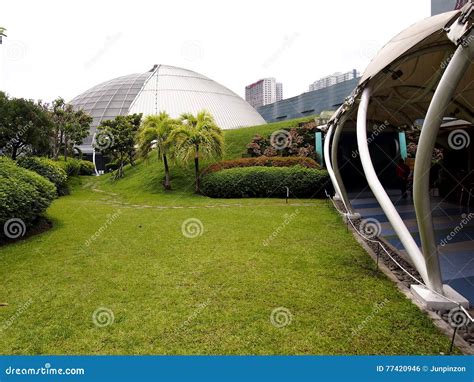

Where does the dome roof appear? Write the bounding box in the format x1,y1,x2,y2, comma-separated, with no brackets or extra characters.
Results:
71,65,266,149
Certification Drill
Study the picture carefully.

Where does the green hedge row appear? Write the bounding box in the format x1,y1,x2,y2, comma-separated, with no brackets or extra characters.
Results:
56,158,95,176
17,157,68,195
204,156,319,174
200,166,330,198
0,157,56,237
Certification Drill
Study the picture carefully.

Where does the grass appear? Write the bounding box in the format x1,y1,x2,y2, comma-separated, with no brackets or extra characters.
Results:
0,117,458,354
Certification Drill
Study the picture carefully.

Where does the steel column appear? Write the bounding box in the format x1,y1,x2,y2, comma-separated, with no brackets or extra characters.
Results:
356,87,430,287
413,41,473,294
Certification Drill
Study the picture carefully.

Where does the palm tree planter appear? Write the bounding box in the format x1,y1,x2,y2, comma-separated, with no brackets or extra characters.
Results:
171,111,224,193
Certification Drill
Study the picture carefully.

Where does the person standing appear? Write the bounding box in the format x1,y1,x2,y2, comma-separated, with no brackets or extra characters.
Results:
396,158,411,199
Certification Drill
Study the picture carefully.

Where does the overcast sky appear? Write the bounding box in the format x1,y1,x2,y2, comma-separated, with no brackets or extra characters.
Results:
1,0,429,103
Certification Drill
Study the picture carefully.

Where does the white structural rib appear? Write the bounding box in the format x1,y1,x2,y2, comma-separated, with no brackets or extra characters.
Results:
356,87,431,289
413,35,474,294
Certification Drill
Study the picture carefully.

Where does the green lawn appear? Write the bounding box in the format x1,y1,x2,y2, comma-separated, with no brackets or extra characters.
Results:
0,118,457,354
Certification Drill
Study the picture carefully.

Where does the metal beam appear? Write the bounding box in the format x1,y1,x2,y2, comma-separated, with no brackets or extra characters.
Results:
331,117,356,214
323,124,344,203
356,86,430,287
413,39,473,294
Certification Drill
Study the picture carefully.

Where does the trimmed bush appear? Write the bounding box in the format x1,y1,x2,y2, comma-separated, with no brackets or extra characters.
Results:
56,158,95,176
204,156,319,174
56,158,81,177
17,157,68,195
0,157,56,237
201,166,330,198
78,160,95,175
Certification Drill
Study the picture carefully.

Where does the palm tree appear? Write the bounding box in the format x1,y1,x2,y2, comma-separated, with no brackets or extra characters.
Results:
171,110,224,193
137,112,176,190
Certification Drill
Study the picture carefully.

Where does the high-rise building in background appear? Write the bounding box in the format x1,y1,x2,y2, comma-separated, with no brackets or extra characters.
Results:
308,69,360,92
431,0,468,15
245,78,283,109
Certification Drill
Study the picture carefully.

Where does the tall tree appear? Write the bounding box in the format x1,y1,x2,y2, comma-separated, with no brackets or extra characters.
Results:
50,98,92,160
171,110,224,193
0,93,52,159
137,112,176,190
94,114,142,179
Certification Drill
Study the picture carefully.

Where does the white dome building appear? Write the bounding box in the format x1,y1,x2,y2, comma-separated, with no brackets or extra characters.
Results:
71,64,266,156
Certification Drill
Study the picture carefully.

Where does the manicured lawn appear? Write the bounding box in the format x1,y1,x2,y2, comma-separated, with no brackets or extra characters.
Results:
0,176,456,354
0,118,457,354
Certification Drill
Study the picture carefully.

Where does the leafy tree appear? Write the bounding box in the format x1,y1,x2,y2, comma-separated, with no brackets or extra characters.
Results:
94,114,142,179
50,98,92,160
170,110,224,193
137,112,177,190
0,93,52,160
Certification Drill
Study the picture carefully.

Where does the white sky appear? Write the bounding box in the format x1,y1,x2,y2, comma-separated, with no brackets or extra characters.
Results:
1,0,429,103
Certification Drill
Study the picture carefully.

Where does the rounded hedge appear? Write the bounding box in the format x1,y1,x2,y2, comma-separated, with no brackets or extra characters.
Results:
57,158,95,176
17,157,68,195
0,157,56,235
56,159,81,177
200,166,330,198
78,160,95,175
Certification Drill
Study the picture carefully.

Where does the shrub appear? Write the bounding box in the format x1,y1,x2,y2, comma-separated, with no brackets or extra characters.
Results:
201,166,330,198
56,158,81,176
0,157,56,237
246,127,317,160
78,160,95,175
204,156,319,174
17,157,68,195
105,160,120,172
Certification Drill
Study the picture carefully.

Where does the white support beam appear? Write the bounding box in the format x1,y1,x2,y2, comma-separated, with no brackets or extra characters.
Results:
413,38,474,294
323,124,344,203
356,86,431,288
331,117,358,217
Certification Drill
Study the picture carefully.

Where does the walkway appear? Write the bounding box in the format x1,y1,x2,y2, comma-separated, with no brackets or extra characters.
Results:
349,190,474,306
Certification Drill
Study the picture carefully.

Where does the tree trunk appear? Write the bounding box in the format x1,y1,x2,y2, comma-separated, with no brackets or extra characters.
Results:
64,136,68,161
194,145,200,193
163,154,171,190
115,161,124,180
11,145,18,160
54,130,63,161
